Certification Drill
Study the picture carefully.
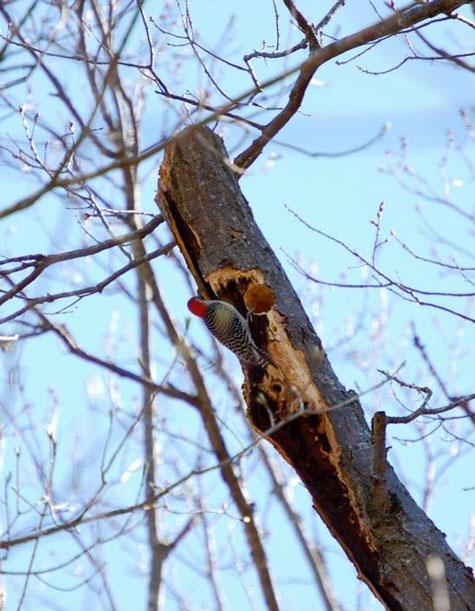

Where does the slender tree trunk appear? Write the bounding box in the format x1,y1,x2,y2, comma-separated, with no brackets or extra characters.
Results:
157,126,475,611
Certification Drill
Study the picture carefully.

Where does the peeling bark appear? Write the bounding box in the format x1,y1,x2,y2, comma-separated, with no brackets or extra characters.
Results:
157,126,475,610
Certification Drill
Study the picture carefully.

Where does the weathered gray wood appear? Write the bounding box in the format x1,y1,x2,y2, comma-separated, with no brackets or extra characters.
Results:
157,126,475,610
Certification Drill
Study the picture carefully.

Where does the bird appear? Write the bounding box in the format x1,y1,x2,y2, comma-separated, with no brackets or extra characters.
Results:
187,297,270,368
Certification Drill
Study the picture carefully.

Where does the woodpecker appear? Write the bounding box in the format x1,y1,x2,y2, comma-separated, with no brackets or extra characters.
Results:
187,297,270,368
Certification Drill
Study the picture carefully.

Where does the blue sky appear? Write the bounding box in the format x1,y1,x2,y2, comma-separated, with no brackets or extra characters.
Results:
1,1,474,610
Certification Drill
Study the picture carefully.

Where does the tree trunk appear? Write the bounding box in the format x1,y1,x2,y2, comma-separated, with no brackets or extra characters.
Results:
157,125,475,610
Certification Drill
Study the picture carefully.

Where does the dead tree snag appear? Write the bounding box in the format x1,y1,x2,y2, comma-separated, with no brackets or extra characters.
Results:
157,125,474,610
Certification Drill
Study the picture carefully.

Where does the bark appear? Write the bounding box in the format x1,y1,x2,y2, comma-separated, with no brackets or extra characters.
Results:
157,126,475,610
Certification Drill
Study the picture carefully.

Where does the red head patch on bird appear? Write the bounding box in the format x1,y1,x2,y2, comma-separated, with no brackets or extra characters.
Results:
187,297,208,318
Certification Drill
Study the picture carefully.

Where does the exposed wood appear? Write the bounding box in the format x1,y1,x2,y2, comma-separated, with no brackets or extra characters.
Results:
157,126,475,611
